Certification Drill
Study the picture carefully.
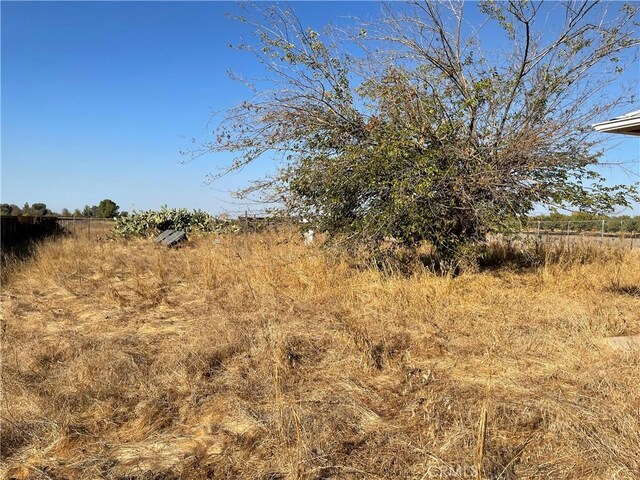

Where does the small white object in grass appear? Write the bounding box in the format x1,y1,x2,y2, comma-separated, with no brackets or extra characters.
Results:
303,229,315,245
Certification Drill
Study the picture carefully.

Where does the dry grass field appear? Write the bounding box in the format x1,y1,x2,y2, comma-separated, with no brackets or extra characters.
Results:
1,231,639,479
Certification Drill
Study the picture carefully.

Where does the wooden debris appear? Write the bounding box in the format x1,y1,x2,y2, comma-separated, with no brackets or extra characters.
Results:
154,229,187,247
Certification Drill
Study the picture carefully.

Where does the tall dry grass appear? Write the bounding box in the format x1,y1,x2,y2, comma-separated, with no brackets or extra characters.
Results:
1,231,639,479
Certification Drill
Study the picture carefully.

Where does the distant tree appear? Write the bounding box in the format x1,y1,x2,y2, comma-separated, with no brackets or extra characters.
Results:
60,208,71,217
82,205,97,217
95,199,120,218
120,211,129,218
0,204,21,216
570,211,598,221
73,208,82,217
21,202,49,216
30,203,49,216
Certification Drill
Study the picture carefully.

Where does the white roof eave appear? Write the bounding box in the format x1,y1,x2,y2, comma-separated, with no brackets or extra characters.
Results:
592,111,640,135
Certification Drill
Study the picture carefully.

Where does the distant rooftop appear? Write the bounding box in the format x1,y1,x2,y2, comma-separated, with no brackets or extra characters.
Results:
593,109,640,136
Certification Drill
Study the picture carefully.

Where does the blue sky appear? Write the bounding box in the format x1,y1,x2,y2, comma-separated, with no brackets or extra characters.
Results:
2,1,639,215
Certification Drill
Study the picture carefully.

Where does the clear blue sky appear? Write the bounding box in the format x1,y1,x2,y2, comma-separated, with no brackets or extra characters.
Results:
2,1,639,215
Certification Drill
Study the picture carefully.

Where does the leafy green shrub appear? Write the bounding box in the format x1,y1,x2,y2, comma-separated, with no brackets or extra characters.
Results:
113,206,239,237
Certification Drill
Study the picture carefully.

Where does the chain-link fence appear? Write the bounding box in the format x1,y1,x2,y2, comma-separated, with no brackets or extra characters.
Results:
507,219,638,248
526,218,638,234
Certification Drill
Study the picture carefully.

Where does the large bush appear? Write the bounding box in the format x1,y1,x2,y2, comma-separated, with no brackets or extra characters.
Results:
113,206,238,237
205,3,639,270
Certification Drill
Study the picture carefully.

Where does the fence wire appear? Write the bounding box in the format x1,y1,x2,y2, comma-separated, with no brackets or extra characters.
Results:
504,219,638,249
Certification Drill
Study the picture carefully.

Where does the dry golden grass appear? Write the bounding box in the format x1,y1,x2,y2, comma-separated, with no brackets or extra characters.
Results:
1,231,639,479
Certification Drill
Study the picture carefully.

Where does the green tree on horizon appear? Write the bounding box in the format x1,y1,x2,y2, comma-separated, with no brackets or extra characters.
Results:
95,199,120,218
